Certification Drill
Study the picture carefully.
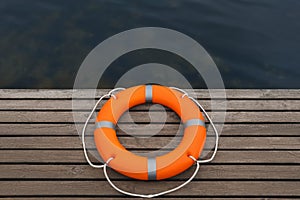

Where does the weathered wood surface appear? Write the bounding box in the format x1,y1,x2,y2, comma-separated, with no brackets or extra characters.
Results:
1,150,299,163
1,123,299,136
0,89,299,199
0,89,299,99
1,181,299,196
0,99,299,110
1,111,300,123
0,136,299,149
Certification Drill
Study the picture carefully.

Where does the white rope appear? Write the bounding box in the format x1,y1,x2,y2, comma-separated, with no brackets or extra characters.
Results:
103,155,200,198
81,86,219,198
169,86,189,98
82,88,125,168
169,87,219,163
189,96,219,163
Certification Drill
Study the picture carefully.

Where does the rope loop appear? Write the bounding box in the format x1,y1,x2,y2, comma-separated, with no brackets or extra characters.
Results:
81,88,125,168
103,155,200,198
169,87,220,163
108,87,125,99
82,86,219,197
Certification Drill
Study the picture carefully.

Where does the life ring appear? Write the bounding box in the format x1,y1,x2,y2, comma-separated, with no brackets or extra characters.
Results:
94,84,206,180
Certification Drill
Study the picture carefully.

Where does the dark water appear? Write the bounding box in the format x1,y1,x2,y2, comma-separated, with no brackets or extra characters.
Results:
0,0,299,88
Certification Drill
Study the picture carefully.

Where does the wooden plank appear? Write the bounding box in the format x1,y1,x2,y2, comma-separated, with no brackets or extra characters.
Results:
0,123,298,136
0,99,299,111
0,198,274,200
0,111,299,123
0,165,299,180
0,181,299,196
1,89,299,99
0,150,299,164
0,198,276,200
0,136,299,150
0,89,298,199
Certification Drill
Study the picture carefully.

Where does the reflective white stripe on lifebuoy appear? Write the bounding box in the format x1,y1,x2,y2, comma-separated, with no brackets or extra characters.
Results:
145,85,153,103
183,119,205,129
96,121,116,129
147,157,156,180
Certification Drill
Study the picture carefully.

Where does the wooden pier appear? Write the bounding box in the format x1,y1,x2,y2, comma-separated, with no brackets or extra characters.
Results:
0,89,299,199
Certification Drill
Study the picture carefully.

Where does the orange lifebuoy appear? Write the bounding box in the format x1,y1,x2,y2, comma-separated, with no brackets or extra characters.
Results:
94,85,206,180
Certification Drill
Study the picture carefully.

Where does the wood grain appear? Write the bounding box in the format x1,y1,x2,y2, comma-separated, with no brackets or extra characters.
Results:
0,99,299,110
0,164,299,180
0,136,299,150
0,123,299,136
0,89,299,198
0,181,299,196
1,89,299,99
0,111,299,123
0,150,299,163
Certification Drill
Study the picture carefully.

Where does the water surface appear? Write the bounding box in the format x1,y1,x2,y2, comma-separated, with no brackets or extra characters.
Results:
0,0,299,88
